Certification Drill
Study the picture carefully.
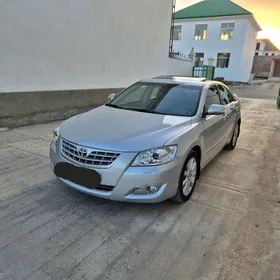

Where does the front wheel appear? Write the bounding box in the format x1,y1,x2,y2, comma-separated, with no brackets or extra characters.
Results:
173,150,199,203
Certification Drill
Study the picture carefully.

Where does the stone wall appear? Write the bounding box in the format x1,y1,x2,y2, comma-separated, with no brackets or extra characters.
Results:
0,88,123,128
252,56,273,78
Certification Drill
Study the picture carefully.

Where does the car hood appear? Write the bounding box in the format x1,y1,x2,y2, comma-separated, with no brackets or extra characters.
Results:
60,105,192,152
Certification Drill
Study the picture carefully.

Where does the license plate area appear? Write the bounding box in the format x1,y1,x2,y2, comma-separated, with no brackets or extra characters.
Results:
54,162,101,189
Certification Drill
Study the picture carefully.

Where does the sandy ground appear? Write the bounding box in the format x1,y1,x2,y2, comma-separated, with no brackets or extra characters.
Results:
0,98,280,280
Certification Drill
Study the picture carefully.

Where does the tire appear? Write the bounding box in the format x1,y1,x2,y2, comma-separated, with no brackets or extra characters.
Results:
225,122,240,151
173,150,199,203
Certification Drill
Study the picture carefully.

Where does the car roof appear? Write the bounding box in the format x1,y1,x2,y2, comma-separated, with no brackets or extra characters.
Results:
153,75,207,82
140,75,221,86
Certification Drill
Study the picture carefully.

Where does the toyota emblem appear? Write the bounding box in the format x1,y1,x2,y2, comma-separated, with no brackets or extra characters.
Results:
78,147,88,157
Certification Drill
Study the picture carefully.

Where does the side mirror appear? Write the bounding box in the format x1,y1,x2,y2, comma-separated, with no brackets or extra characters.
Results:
204,104,225,117
108,93,116,102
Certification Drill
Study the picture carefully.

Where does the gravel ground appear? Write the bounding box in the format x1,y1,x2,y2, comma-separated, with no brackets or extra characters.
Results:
0,98,280,280
230,82,280,100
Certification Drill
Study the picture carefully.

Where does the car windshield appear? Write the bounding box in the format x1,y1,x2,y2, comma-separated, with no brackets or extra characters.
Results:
106,82,203,117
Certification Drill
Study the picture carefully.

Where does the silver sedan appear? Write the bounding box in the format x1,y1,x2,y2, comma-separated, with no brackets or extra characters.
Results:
49,76,241,203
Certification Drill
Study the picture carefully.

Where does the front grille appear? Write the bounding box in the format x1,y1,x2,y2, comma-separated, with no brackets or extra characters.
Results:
96,185,114,192
60,138,121,167
80,184,114,192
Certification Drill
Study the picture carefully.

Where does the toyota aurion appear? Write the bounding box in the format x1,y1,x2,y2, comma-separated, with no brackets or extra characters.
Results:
49,76,241,203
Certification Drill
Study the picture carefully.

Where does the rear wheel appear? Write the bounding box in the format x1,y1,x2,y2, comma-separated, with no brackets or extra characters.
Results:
173,150,199,203
226,122,240,150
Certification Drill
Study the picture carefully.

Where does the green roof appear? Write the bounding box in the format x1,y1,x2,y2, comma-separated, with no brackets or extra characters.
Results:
174,0,252,20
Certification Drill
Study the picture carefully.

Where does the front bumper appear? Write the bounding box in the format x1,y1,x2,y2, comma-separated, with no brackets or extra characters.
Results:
49,140,182,203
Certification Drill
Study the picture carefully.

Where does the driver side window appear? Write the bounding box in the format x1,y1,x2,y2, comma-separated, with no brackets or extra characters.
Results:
218,85,235,104
205,85,221,111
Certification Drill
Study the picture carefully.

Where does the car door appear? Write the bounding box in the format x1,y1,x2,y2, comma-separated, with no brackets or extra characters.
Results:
217,84,239,141
202,84,227,165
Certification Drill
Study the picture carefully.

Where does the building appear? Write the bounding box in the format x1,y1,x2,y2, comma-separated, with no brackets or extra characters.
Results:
0,0,193,93
0,0,193,127
255,39,280,57
252,39,280,79
172,0,262,83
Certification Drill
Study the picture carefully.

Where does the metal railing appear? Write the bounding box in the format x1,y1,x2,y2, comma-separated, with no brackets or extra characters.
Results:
192,65,215,80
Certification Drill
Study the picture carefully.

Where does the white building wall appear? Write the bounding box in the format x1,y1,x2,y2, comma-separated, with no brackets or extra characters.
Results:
257,40,266,51
240,20,258,82
167,57,194,76
173,17,258,82
0,0,192,93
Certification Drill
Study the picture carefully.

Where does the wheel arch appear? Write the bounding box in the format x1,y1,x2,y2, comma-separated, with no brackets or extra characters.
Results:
237,118,241,137
189,145,202,179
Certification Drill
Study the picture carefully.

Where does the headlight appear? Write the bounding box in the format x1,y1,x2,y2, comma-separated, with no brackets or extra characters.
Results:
131,145,177,167
53,127,60,145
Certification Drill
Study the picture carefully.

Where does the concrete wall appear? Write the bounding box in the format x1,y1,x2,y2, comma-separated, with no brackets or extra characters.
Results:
166,57,194,75
269,59,280,81
273,61,280,77
255,51,280,56
0,0,192,93
252,56,274,77
173,16,258,82
0,0,193,127
0,88,124,128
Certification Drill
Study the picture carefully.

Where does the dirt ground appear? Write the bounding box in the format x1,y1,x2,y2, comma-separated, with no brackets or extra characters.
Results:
230,82,280,100
0,96,280,280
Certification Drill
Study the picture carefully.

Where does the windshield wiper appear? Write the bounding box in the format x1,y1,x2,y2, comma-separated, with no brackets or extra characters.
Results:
106,105,166,115
105,103,123,109
122,107,152,113
105,104,148,112
122,107,167,115
152,110,169,115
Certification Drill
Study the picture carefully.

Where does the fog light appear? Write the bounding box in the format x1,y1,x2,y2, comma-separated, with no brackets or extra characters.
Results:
147,186,158,194
126,185,160,196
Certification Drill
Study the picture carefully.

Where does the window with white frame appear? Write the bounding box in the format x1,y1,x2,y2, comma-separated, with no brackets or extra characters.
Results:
173,25,182,40
216,53,231,68
194,24,207,40
194,53,204,66
220,23,235,40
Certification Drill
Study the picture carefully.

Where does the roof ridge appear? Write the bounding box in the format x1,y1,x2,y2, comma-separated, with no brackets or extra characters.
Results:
226,1,252,15
174,0,252,20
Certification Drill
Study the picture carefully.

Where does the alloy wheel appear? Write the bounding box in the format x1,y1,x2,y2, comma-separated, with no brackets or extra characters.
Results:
182,157,197,196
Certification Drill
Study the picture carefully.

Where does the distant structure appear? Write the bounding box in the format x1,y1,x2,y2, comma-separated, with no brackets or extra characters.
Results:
255,39,280,57
252,39,280,80
172,0,262,82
